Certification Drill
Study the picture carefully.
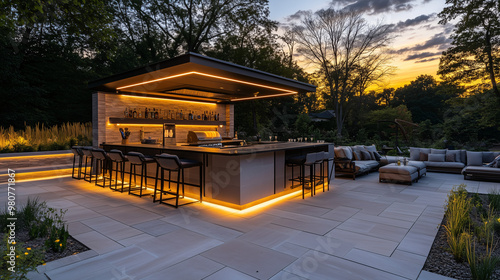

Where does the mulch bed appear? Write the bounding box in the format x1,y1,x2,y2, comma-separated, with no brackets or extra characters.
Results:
423,193,500,279
2,230,89,264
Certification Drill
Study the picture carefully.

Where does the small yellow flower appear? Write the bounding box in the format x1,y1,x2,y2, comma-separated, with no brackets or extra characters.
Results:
24,252,28,255
42,263,46,266
27,248,31,250
12,242,16,245
60,244,62,247
497,217,500,223
16,256,18,258
55,240,60,243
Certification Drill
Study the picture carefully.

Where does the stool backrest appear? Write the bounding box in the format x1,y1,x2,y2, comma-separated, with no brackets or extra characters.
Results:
108,149,126,162
324,150,334,160
127,152,145,165
305,152,318,165
155,153,181,170
91,148,107,160
82,147,93,157
71,146,83,156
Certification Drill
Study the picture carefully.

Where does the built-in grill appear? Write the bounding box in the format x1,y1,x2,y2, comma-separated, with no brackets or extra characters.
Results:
186,131,243,148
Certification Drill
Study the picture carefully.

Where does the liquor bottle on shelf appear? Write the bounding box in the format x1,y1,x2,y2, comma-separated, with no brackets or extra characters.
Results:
144,107,148,119
129,108,133,118
138,109,142,118
179,110,183,120
188,111,192,120
133,108,137,118
154,108,159,119
124,107,129,118
216,113,219,121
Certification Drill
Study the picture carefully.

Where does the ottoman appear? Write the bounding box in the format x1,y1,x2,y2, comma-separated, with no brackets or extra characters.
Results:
407,161,426,178
379,163,419,185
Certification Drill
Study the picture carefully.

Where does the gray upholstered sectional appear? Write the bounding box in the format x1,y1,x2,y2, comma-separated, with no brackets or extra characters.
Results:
335,145,500,181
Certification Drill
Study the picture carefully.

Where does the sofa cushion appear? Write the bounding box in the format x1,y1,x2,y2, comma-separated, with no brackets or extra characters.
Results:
373,151,382,161
353,150,362,160
467,151,484,166
483,152,500,163
409,147,421,161
419,152,429,161
431,148,447,154
462,165,500,175
425,161,466,169
428,154,445,162
353,160,379,171
446,150,461,162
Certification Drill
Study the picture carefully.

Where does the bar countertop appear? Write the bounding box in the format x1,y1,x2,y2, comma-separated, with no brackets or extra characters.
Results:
102,141,331,155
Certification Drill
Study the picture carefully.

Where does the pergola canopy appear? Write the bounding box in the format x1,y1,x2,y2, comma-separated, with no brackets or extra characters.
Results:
88,53,316,103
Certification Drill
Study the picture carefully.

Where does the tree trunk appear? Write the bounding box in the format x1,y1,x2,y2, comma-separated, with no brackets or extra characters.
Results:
484,30,500,98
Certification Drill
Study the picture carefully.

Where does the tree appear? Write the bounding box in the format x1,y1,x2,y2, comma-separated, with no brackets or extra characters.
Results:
438,0,500,98
290,8,393,138
393,75,460,124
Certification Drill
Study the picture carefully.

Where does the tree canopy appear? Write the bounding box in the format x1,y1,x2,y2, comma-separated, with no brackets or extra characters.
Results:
438,0,500,98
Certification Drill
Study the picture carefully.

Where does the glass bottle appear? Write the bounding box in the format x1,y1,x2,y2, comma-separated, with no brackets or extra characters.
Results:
124,107,128,118
133,108,137,118
144,107,148,119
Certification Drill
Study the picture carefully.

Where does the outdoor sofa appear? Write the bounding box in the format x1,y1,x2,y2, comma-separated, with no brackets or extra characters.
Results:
334,145,500,181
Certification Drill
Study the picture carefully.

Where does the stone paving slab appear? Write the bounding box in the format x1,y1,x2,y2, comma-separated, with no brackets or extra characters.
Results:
2,171,499,279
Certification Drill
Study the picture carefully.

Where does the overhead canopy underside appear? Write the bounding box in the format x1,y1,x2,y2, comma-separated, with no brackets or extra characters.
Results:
88,53,316,103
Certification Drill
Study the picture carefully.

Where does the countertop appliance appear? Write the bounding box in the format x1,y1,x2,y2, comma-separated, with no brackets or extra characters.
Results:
186,131,243,148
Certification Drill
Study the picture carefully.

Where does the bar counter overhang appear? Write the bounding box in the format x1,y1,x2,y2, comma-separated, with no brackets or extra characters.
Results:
89,53,333,210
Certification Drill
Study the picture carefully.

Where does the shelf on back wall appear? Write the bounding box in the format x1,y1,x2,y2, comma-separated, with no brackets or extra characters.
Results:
108,117,225,126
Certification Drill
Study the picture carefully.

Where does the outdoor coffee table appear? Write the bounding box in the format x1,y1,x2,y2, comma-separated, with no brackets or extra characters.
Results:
379,163,419,185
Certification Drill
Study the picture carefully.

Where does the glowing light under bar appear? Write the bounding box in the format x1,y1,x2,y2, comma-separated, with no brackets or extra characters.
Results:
115,71,298,99
0,153,73,160
119,93,218,106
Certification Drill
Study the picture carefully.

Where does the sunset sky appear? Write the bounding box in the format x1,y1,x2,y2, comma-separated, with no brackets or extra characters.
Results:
268,0,453,89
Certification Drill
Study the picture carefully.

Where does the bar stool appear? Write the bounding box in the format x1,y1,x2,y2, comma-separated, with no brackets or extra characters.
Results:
154,153,202,208
108,149,129,192
285,155,306,189
127,152,155,197
286,153,318,199
82,147,95,182
91,148,110,188
323,150,335,190
71,146,84,180
314,153,326,193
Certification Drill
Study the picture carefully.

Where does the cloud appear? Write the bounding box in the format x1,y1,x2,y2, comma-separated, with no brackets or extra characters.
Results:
331,0,417,14
395,14,435,29
403,51,442,61
415,57,439,63
392,33,452,54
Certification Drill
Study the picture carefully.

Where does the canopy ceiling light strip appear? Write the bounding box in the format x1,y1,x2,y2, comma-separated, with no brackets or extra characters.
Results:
116,71,298,99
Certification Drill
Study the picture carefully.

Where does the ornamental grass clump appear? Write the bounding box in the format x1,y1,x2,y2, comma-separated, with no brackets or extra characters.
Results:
465,220,500,280
444,184,472,262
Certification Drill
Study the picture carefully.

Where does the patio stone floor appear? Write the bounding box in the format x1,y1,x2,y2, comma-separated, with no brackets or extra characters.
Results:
3,172,500,279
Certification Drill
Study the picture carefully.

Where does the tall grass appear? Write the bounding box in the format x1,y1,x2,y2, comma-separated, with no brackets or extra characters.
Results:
444,184,472,262
0,122,92,153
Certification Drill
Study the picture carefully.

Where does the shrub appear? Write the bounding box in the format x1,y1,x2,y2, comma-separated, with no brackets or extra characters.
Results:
0,235,45,279
488,189,500,212
465,233,500,280
445,185,471,238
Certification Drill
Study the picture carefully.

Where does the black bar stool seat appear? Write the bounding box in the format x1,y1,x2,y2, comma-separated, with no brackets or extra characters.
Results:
71,146,84,180
108,149,129,192
127,152,156,197
154,153,202,208
285,155,306,189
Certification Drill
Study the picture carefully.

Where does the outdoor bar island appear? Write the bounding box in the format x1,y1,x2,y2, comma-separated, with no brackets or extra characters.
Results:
89,53,333,209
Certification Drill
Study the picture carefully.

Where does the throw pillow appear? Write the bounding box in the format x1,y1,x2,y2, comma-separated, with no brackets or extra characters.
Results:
373,151,382,161
467,151,483,166
431,148,447,154
429,154,445,162
342,147,353,160
364,145,377,153
446,150,460,163
353,150,362,160
419,152,429,161
482,152,495,163
334,147,345,159
410,147,421,161
486,155,500,167
445,153,456,162
360,151,372,160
